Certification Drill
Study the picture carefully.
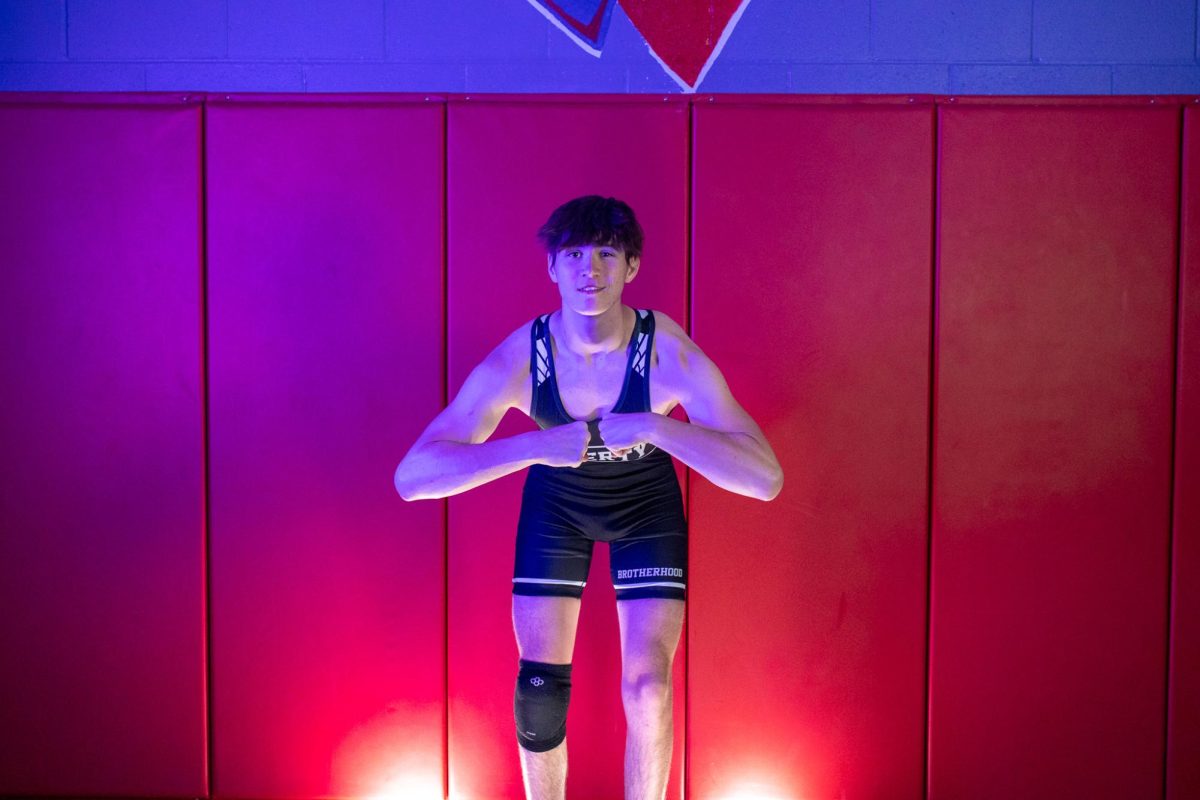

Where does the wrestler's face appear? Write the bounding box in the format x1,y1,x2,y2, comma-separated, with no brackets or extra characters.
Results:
547,243,640,316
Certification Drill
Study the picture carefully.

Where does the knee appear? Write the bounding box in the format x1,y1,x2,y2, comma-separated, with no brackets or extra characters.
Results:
514,658,572,753
621,669,672,707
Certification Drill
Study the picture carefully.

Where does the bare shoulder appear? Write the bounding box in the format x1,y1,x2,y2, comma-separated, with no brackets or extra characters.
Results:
646,308,700,411
648,308,696,367
646,307,735,402
646,307,767,440
405,315,538,450
494,315,537,362
445,316,535,411
482,315,537,399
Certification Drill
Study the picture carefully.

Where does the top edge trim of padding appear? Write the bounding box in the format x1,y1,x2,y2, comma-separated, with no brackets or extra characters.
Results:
0,91,448,106
0,91,205,106
933,94,1197,106
2,92,1195,108
445,92,690,105
691,93,1198,107
205,92,446,106
692,93,937,105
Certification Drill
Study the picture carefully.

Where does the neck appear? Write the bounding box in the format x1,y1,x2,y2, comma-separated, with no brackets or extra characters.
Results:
554,304,631,361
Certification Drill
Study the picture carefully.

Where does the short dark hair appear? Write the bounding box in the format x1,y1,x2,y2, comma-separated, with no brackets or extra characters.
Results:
536,195,644,266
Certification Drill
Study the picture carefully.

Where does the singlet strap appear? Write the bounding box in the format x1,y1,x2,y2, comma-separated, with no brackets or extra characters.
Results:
612,308,654,414
529,314,572,429
531,314,552,386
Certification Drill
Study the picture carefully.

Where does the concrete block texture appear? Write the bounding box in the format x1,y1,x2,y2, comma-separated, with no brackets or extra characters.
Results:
0,0,65,61
871,0,1033,62
1033,0,1196,63
306,62,466,92
789,62,951,93
389,0,548,62
229,0,384,60
1113,64,1200,92
699,61,791,92
950,64,1112,94
716,0,870,62
69,0,225,59
465,59,627,92
146,61,304,91
0,0,1196,94
0,61,145,90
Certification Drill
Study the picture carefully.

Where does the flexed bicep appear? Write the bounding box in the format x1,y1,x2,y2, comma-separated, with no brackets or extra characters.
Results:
413,359,512,448
403,324,526,454
649,318,784,500
675,342,772,449
393,323,533,501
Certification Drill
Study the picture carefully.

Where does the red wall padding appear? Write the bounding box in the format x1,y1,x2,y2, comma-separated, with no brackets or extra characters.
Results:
1170,106,1200,800
933,104,1179,799
446,97,689,800
0,98,206,796
206,99,445,798
691,101,934,799
0,93,1196,800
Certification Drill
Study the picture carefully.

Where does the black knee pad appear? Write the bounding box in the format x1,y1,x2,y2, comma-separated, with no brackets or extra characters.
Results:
514,658,572,753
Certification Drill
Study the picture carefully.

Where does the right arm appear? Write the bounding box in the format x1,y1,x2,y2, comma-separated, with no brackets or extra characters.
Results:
393,325,589,501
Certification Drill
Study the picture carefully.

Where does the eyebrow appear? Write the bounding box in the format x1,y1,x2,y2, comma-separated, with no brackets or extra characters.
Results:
561,244,619,251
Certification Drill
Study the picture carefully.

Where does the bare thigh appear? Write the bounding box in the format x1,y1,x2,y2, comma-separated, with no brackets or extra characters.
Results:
512,594,583,664
617,597,685,681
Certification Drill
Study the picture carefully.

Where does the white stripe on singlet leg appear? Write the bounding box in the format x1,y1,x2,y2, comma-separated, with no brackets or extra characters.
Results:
614,581,686,590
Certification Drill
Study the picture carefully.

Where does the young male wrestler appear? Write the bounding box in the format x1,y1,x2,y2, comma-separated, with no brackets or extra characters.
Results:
394,195,782,800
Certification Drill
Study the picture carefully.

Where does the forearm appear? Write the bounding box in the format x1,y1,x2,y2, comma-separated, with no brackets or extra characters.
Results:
395,431,541,501
651,415,782,501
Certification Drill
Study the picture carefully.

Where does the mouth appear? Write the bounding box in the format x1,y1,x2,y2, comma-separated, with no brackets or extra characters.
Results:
579,286,604,294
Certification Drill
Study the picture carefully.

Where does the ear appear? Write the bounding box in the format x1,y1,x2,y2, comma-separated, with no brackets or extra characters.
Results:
547,253,557,283
624,255,640,283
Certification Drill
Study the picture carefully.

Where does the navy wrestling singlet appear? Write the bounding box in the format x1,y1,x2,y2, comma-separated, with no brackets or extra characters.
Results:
512,308,688,602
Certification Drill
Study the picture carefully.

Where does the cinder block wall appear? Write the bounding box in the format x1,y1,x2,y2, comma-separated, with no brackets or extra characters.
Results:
1,0,1198,94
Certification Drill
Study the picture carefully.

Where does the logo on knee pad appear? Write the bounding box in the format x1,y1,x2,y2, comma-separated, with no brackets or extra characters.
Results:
530,676,544,687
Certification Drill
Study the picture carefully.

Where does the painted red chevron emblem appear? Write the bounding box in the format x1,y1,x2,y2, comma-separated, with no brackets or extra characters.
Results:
523,0,751,92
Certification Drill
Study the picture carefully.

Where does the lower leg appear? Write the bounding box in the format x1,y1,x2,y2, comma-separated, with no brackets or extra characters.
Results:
624,681,674,800
519,737,567,800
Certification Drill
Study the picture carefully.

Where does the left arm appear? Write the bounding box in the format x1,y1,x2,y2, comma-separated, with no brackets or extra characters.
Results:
652,413,782,501
599,319,784,501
